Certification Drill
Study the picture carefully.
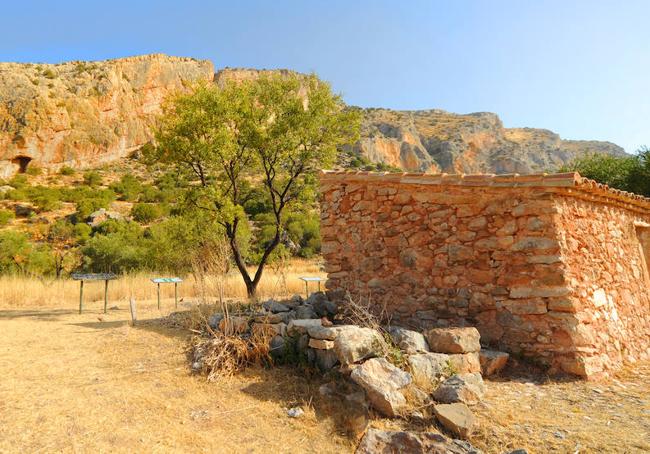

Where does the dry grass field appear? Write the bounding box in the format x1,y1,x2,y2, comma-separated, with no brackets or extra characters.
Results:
0,260,648,453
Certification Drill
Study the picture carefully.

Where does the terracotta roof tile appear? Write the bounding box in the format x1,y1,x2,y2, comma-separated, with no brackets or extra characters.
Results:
319,170,650,212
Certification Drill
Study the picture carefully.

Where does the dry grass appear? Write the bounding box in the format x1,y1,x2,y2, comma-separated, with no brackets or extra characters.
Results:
0,298,352,453
0,258,325,308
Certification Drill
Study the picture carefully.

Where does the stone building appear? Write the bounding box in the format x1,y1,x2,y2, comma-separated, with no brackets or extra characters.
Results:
319,170,650,378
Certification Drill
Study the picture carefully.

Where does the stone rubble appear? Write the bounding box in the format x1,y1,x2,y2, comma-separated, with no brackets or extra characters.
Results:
355,428,482,454
479,349,510,376
433,373,486,405
433,402,476,439
350,358,412,417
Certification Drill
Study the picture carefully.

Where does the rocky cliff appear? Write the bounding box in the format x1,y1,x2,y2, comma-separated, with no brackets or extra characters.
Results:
356,108,626,174
0,54,214,177
0,57,626,177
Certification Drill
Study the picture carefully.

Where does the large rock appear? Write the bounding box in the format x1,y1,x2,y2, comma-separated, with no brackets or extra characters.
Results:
408,353,451,387
307,325,353,340
355,428,482,454
334,326,386,365
448,352,481,374
479,349,509,376
262,299,290,313
389,326,430,354
433,373,485,405
286,319,322,336
425,327,481,354
314,349,339,371
87,208,123,227
294,305,318,319
350,358,412,417
307,291,338,317
433,403,476,439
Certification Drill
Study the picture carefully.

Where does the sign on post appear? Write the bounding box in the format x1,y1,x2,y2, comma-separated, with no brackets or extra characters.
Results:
72,273,117,314
298,276,325,299
150,277,183,309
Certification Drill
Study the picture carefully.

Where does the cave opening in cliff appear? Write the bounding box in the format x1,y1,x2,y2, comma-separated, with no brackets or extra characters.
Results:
11,156,32,173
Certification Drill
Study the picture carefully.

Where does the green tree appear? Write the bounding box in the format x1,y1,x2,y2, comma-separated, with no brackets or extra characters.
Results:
561,147,650,197
153,75,360,297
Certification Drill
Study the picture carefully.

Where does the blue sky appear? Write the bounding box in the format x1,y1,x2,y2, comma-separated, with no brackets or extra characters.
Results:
2,0,648,152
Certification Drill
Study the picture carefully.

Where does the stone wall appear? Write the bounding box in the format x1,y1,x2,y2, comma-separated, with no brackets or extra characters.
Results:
553,196,650,376
320,171,650,377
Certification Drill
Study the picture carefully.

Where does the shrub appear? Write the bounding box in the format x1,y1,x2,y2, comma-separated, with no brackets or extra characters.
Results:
82,171,103,187
59,166,76,176
0,209,15,226
109,173,142,201
131,203,163,223
26,165,42,176
42,68,56,79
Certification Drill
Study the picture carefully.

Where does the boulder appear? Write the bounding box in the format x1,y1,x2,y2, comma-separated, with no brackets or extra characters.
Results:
479,349,509,376
350,358,412,417
334,326,385,365
269,335,286,358
307,291,338,317
425,327,481,354
207,313,224,330
307,325,353,340
314,349,339,371
448,352,481,374
389,326,430,354
308,338,335,350
286,319,322,336
433,403,476,439
344,391,369,439
407,353,453,387
433,373,485,405
262,299,290,313
295,305,318,319
355,428,482,454
218,316,249,334
87,208,123,227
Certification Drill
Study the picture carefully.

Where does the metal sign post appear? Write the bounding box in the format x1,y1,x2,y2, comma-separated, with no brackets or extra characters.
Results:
72,273,118,314
150,277,183,309
298,276,325,299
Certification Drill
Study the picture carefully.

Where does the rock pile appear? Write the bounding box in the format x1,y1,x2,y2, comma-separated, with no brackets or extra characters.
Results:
201,292,510,450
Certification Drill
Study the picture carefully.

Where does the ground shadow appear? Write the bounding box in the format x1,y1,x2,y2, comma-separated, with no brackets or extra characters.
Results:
0,308,78,321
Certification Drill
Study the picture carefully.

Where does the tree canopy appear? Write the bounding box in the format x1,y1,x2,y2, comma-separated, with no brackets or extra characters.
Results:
561,146,650,197
152,73,361,296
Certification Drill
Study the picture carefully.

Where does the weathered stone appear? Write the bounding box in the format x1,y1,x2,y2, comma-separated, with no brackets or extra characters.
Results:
253,312,285,323
389,326,430,354
334,326,385,365
269,335,286,358
479,349,509,376
87,208,123,227
448,353,481,374
509,286,570,299
350,358,411,417
425,327,481,354
294,305,318,319
314,349,339,371
511,237,558,251
407,352,453,387
434,403,476,439
262,299,290,313
286,319,322,336
355,428,482,454
307,325,353,340
218,316,249,334
207,313,223,330
308,338,335,350
433,373,485,405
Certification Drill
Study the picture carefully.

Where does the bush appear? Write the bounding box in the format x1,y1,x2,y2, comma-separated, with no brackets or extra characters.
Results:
82,221,148,273
0,209,15,226
26,165,42,176
131,203,163,223
109,173,142,201
59,166,76,176
83,171,103,187
0,230,54,276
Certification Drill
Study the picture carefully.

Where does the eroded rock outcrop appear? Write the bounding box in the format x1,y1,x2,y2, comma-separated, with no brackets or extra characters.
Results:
0,54,213,177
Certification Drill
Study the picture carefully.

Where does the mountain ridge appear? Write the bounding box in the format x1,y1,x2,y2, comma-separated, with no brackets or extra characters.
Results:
0,54,625,177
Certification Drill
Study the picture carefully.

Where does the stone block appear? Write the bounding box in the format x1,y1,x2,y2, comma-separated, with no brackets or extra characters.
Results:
434,403,476,439
479,349,509,376
425,327,481,354
308,338,335,350
350,358,412,417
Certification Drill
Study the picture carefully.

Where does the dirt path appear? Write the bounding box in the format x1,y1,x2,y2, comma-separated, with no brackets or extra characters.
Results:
0,302,351,453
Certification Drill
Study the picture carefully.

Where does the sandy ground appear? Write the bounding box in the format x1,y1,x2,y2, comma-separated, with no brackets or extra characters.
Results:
1,299,648,453
0,300,351,453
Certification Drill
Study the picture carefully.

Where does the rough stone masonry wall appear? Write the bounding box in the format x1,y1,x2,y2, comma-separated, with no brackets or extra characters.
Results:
320,178,583,374
553,196,650,376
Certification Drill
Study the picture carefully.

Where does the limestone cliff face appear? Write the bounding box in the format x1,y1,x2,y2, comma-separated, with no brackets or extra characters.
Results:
357,108,626,174
0,60,626,177
0,54,213,177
